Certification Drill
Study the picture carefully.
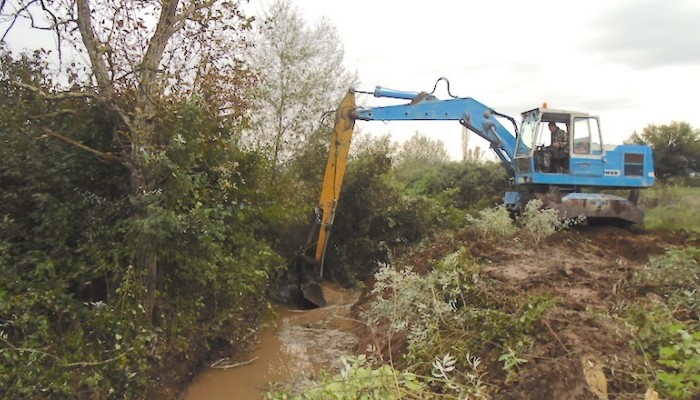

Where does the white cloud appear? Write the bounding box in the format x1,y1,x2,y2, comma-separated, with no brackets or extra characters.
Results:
295,0,700,160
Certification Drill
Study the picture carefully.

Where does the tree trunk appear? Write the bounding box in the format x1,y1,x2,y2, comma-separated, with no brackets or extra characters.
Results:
75,0,181,324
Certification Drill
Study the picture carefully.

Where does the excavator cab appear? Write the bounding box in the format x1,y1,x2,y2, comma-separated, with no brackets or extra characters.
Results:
511,107,654,223
516,108,604,175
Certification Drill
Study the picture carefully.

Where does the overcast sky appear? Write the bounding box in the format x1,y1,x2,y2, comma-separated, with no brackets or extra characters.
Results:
4,0,699,161
289,0,700,160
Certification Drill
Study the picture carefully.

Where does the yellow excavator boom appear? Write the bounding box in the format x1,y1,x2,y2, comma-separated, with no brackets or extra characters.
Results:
315,90,356,271
298,90,356,307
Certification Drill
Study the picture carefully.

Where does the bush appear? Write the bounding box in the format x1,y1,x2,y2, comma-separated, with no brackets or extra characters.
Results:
519,199,582,244
0,75,283,398
468,205,517,241
267,354,490,400
631,246,700,319
621,247,700,399
361,248,556,388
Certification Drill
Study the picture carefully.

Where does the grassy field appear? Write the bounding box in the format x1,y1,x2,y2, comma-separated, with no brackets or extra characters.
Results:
643,185,700,232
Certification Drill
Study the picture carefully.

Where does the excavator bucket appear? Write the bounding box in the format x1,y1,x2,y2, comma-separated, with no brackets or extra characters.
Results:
298,90,356,307
301,282,326,308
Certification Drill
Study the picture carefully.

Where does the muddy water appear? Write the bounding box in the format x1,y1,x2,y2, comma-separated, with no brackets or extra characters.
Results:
183,283,360,400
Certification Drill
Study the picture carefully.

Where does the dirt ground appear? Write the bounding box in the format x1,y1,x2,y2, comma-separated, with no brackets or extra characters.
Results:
351,225,697,400
168,225,695,399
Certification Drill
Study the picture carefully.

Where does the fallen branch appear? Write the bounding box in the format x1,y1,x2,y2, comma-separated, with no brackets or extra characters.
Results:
210,356,259,370
543,319,571,355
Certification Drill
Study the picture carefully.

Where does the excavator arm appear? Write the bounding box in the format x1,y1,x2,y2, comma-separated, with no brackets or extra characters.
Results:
300,80,519,307
314,91,356,272
297,90,355,307
354,85,519,175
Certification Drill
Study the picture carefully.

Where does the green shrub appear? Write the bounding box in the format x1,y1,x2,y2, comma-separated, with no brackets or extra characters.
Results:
361,247,556,387
623,306,700,400
519,199,584,244
621,247,700,399
267,353,490,400
467,205,517,241
632,246,700,318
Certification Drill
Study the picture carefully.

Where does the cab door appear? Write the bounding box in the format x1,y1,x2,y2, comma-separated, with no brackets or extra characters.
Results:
569,116,605,176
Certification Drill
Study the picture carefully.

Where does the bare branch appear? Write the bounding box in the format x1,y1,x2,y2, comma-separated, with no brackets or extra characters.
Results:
38,0,62,61
0,0,39,42
43,128,122,163
11,81,99,100
64,352,130,367
35,109,77,119
171,0,217,32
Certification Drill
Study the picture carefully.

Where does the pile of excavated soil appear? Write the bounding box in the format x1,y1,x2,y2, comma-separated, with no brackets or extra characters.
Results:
352,225,696,400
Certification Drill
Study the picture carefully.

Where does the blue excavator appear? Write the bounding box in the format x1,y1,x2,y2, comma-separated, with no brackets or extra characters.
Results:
299,77,655,307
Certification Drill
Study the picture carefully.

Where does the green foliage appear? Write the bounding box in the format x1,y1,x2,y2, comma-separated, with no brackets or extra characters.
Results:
643,185,700,233
267,354,490,400
267,355,424,400
394,160,508,211
326,142,460,282
246,0,358,166
621,247,700,399
0,52,283,398
624,307,700,400
656,325,700,399
519,199,562,244
627,122,700,181
632,246,700,319
466,200,581,245
394,132,451,167
467,205,517,241
361,247,556,386
519,199,582,244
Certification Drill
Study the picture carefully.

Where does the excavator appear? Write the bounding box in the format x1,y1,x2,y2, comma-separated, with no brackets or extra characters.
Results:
298,77,655,307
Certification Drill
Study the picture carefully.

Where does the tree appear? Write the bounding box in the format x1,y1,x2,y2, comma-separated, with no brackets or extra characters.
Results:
0,45,286,397
1,3,289,397
627,122,700,181
395,131,451,167
245,0,358,171
1,0,255,320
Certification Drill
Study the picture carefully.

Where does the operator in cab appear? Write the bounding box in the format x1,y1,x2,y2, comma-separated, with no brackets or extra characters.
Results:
548,121,568,173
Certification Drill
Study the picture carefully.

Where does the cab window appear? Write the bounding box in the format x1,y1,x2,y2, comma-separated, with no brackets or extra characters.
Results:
573,117,602,155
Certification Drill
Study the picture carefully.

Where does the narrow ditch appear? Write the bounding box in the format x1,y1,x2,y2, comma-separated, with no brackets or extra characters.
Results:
183,282,360,399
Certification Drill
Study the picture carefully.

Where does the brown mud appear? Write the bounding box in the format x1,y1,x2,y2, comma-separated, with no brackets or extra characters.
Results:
352,225,696,399
170,225,695,399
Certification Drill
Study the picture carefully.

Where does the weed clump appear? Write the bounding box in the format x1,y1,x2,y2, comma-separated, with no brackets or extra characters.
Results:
621,246,700,399
467,200,582,246
360,248,556,394
468,205,516,241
